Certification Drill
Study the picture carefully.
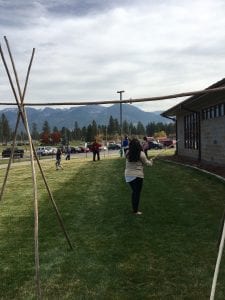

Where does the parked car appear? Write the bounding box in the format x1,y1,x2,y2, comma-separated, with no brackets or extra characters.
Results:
45,146,57,155
70,147,77,153
148,141,163,149
74,146,82,153
107,143,121,150
87,143,103,152
160,139,174,147
2,147,24,158
36,146,56,156
79,146,90,153
99,146,107,151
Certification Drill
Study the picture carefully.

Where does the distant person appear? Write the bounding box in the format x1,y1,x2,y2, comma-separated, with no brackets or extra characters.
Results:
125,138,153,215
92,139,101,161
122,135,129,155
66,145,71,160
56,148,63,170
142,136,149,157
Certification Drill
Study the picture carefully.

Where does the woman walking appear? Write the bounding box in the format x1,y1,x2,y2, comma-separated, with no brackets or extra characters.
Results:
125,138,153,215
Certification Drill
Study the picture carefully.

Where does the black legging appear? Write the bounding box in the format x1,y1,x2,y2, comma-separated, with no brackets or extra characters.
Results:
129,177,143,212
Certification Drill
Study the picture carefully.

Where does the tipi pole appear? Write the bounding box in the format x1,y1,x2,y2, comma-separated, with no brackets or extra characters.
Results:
2,38,74,297
0,112,21,201
30,147,74,250
210,220,225,300
0,42,41,299
0,45,35,202
3,38,73,251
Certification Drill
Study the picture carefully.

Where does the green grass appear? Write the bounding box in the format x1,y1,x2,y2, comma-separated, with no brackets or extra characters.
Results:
0,156,225,299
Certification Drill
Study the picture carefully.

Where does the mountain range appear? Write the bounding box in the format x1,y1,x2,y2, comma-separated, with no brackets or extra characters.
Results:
0,104,171,131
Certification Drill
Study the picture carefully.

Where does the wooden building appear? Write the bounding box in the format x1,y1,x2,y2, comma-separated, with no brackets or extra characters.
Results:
161,78,225,166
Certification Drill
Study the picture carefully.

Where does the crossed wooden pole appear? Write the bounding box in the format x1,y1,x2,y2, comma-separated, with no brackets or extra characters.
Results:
0,36,73,300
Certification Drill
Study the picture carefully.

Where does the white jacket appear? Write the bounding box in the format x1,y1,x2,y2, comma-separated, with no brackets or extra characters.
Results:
125,151,153,178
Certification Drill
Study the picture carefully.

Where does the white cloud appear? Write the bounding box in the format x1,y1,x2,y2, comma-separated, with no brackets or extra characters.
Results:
0,0,225,112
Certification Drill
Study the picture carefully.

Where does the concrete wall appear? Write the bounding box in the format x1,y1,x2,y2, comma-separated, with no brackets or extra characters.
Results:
201,116,225,165
176,111,225,166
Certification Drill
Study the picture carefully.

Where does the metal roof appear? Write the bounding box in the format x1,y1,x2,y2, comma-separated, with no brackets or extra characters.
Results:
161,78,225,118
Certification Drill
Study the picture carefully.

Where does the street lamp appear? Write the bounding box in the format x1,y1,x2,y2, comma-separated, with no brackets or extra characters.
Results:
117,90,125,156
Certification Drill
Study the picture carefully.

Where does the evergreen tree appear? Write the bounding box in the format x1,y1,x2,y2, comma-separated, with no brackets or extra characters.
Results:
53,126,59,132
92,120,98,138
114,118,120,134
136,121,145,135
1,113,11,144
166,122,175,135
81,126,87,141
122,120,129,135
107,115,115,135
73,121,81,140
61,127,71,145
31,122,39,140
42,120,51,134
145,121,175,137
146,122,155,136
129,122,136,135
86,124,93,142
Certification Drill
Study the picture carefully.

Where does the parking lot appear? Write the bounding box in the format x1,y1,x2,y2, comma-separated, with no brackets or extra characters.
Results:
0,148,122,166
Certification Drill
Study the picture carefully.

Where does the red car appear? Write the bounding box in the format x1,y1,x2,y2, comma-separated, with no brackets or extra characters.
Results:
79,146,90,153
160,139,174,147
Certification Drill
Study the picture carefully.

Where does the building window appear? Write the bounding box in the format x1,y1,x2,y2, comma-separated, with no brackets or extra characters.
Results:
202,102,225,120
221,103,225,116
215,105,219,117
184,112,199,150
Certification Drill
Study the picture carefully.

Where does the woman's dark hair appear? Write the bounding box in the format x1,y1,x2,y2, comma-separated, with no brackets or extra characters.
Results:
127,138,142,162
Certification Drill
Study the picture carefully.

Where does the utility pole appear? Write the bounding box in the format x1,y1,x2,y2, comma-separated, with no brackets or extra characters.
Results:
117,90,125,157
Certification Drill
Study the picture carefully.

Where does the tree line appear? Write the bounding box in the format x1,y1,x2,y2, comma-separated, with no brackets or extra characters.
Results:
0,113,175,145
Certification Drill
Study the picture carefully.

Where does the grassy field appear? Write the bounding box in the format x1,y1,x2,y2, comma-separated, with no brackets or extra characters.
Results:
0,154,225,299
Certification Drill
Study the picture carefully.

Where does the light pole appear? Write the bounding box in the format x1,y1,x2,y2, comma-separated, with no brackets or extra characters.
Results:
117,90,125,156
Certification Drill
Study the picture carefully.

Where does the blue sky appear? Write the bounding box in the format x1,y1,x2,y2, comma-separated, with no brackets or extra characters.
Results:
1,0,225,111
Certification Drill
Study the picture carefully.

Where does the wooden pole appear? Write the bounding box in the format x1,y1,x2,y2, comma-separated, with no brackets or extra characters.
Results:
1,37,74,298
210,220,225,300
0,85,224,107
31,147,73,250
1,86,225,107
0,44,35,202
1,38,41,300
1,40,73,251
4,39,73,250
0,112,21,201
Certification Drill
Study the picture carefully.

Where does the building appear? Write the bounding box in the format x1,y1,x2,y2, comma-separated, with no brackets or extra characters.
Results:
161,78,225,166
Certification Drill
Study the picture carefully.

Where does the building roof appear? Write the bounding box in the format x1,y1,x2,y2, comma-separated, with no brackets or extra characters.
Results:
161,78,225,118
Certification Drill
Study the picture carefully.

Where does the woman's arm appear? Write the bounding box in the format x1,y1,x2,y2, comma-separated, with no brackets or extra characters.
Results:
140,151,153,166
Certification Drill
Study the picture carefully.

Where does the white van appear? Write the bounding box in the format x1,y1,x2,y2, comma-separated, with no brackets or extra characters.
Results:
36,147,49,156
